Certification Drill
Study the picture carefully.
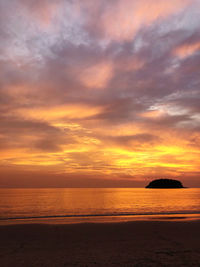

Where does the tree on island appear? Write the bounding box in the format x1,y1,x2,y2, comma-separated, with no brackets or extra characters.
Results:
146,179,184,188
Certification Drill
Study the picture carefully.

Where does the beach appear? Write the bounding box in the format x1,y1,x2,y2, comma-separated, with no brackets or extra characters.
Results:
0,220,200,266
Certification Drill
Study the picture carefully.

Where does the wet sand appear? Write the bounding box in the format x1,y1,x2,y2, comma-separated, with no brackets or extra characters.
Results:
0,220,200,266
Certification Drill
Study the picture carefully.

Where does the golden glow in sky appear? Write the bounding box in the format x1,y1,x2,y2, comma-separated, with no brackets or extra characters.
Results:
0,0,200,187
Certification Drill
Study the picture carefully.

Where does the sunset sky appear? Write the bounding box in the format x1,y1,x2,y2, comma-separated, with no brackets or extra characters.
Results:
0,0,200,187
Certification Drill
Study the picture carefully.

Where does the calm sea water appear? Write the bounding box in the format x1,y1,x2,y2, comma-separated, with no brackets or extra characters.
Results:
0,188,200,224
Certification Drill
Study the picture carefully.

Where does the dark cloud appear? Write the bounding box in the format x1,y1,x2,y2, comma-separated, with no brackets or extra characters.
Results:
0,115,68,152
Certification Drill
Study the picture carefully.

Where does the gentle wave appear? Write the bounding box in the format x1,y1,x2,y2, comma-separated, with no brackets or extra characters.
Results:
1,211,200,221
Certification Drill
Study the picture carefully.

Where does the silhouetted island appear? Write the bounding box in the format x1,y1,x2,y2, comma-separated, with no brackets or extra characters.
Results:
146,179,184,188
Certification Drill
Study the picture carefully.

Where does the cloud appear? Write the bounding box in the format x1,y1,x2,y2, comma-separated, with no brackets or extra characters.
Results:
79,61,113,89
0,0,200,186
174,41,200,59
0,115,66,152
87,0,191,42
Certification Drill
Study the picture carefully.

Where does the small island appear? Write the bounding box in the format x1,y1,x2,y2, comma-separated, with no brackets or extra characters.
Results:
146,179,184,188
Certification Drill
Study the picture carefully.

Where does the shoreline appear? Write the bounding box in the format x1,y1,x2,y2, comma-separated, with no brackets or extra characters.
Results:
1,220,200,266
0,212,200,226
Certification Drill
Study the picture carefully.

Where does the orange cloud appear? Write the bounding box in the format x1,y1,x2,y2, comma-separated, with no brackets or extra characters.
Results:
21,1,62,30
18,104,103,121
140,110,164,119
118,58,145,72
80,62,113,89
101,0,190,41
174,42,200,59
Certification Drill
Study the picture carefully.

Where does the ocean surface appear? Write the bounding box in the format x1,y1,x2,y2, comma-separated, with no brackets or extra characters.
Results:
0,188,200,224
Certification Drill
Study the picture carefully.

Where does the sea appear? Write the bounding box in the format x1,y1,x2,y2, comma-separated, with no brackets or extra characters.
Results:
0,188,200,224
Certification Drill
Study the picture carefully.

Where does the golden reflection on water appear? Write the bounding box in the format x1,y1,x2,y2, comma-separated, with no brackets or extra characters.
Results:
0,188,200,221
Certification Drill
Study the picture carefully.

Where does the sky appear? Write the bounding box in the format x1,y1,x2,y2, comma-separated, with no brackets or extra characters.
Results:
0,0,200,187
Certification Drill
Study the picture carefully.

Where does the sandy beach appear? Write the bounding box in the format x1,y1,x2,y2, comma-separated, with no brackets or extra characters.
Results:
0,220,200,266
